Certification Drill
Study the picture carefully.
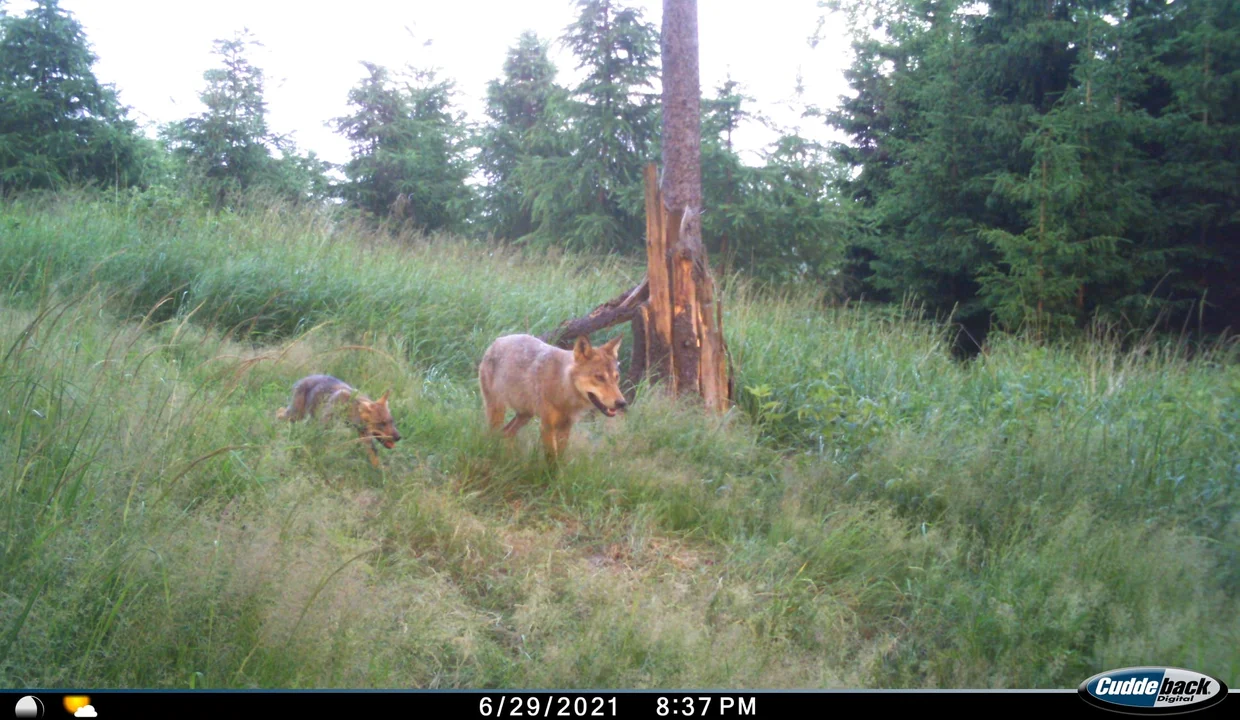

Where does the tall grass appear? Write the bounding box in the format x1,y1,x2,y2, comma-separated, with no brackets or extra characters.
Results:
1,192,1236,689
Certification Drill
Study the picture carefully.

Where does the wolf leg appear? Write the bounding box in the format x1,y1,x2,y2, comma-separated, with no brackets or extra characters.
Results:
540,417,559,460
554,422,573,456
540,413,572,462
486,402,508,431
502,412,533,438
359,429,382,469
479,369,508,431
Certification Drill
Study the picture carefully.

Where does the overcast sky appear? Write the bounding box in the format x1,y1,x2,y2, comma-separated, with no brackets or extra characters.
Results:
11,0,856,167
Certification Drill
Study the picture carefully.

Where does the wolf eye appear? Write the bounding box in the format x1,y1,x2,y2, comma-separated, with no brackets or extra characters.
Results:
595,374,606,382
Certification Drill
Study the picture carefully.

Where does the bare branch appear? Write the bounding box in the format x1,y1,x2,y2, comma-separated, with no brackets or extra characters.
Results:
540,278,650,348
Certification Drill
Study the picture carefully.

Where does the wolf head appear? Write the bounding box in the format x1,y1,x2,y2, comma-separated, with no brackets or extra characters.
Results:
358,390,401,449
570,335,627,417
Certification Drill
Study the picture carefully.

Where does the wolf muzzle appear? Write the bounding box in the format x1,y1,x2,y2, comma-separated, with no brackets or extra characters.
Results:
588,393,626,417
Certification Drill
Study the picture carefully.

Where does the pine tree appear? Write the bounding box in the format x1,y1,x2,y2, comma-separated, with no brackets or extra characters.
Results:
1144,0,1240,332
740,134,854,286
825,0,1239,337
699,78,748,273
334,62,475,232
976,4,1164,333
829,0,997,324
477,31,564,239
163,29,330,206
0,0,149,193
518,0,661,252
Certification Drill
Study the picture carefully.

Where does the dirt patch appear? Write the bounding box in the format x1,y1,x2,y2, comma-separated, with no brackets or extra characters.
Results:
581,537,717,579
501,527,549,560
355,488,382,522
586,542,634,572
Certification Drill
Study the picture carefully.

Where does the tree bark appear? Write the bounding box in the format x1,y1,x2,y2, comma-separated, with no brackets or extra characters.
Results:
658,0,730,411
643,164,674,385
542,0,732,412
628,304,649,391
661,0,703,216
663,0,703,398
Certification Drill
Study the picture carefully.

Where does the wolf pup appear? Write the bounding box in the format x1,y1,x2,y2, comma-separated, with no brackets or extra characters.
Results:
478,333,627,460
276,374,401,468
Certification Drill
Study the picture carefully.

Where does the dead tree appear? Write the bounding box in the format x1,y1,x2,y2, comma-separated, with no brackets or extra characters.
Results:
542,0,732,411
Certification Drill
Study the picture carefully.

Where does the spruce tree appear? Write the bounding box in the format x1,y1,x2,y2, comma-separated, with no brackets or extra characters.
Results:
825,0,1239,336
334,62,476,232
477,31,564,240
0,0,149,193
518,0,660,252
163,29,330,206
699,78,748,273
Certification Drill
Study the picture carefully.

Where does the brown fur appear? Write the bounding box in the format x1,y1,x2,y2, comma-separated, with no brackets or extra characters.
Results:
276,374,401,468
478,333,627,460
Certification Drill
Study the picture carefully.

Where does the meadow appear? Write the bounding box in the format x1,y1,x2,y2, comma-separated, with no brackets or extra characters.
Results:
1,192,1237,689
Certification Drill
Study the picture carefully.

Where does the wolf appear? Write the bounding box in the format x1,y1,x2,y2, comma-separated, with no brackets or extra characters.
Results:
275,374,401,468
478,334,627,460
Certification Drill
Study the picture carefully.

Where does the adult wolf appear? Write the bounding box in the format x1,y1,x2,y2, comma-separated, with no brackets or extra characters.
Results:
478,334,627,459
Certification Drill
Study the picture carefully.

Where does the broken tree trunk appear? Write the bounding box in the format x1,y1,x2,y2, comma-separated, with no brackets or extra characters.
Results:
539,0,732,411
644,163,674,386
657,0,731,412
642,164,731,411
541,167,731,410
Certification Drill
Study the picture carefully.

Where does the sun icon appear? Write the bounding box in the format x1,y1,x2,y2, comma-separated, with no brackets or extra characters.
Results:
63,696,90,714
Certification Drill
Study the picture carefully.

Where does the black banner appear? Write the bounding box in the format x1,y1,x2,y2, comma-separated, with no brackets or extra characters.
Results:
4,689,1232,719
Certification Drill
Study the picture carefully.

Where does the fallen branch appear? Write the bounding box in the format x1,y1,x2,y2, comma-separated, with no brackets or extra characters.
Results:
541,278,650,349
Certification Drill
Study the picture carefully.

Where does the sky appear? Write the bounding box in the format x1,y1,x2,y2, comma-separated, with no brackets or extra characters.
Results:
11,0,857,167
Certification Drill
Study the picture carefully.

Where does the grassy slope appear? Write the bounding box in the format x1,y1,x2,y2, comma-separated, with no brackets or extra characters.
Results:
1,194,1237,689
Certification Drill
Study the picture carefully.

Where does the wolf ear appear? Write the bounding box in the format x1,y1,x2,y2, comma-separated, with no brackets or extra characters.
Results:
573,335,592,361
379,389,390,405
601,335,622,357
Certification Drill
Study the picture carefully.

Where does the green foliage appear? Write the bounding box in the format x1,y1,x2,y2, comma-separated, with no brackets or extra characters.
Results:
474,24,854,279
161,29,332,207
477,32,565,240
515,0,661,252
721,133,855,286
1,0,1237,689
1142,0,1240,334
744,370,892,457
0,2,862,288
824,0,1240,336
333,61,476,233
0,0,151,192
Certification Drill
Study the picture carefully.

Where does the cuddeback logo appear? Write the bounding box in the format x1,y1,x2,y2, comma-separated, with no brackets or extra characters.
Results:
1079,667,1229,715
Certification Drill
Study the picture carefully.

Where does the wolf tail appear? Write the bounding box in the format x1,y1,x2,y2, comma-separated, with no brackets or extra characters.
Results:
277,378,310,422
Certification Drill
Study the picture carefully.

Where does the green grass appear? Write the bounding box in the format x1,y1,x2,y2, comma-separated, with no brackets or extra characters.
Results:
1,192,1237,689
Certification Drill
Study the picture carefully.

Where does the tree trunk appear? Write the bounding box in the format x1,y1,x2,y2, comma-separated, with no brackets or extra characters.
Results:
662,0,704,394
628,304,649,392
542,0,732,412
644,164,674,386
656,0,731,412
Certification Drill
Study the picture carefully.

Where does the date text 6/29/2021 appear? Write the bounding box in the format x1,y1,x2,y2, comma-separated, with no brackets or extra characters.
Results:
478,696,620,717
